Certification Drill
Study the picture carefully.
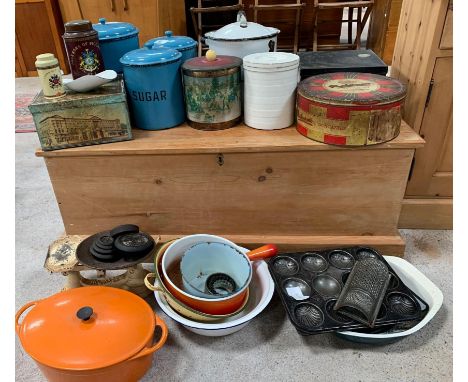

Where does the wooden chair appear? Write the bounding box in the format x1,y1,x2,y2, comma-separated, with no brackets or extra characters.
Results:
313,0,374,51
250,0,306,54
190,1,244,56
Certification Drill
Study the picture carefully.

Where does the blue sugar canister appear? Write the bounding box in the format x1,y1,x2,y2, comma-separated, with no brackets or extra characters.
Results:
93,18,139,73
144,31,197,63
120,47,185,130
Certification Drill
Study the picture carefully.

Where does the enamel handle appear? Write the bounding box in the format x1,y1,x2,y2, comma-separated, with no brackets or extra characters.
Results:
144,273,164,292
246,244,278,261
128,313,168,360
15,301,39,335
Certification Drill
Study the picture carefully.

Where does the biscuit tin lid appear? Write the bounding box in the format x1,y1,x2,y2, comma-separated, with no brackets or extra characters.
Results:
182,54,242,73
144,31,197,51
93,18,139,41
120,47,181,66
298,72,407,106
28,79,125,113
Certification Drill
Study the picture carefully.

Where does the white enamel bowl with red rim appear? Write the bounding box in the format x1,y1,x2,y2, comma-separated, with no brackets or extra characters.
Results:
161,234,277,315
154,258,274,336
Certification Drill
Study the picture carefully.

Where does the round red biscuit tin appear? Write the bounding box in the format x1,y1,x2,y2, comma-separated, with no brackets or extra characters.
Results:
296,72,406,146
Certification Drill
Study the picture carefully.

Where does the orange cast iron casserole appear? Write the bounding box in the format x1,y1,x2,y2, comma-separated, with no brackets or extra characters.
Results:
15,286,168,382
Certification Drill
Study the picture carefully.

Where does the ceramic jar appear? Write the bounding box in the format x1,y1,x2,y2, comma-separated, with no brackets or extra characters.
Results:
93,18,139,73
182,53,242,130
35,53,65,98
204,11,280,59
63,20,105,79
120,47,185,130
243,52,300,130
144,31,197,63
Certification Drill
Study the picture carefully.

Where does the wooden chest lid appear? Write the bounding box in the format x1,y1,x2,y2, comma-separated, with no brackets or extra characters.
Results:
298,72,406,106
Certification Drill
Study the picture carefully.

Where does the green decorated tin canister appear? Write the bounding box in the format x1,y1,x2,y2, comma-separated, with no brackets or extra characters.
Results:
182,52,241,131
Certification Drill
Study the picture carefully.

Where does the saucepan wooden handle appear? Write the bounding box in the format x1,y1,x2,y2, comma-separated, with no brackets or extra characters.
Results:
246,244,278,261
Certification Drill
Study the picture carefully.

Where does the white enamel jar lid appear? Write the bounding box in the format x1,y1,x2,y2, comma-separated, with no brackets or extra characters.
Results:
243,52,299,72
205,11,279,41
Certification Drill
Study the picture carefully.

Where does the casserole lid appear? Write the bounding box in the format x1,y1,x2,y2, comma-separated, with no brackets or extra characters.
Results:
144,30,197,51
243,52,299,71
16,287,155,370
182,54,241,72
93,18,139,41
120,47,181,66
205,11,279,41
298,72,407,106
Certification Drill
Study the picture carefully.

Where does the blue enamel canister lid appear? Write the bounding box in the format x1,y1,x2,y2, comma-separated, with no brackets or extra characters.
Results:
120,47,182,66
93,18,139,41
144,31,197,51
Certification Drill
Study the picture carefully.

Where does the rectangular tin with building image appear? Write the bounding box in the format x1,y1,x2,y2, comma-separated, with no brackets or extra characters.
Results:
28,79,132,151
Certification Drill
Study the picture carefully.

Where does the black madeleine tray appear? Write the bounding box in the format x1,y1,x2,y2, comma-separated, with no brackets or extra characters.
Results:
267,247,429,335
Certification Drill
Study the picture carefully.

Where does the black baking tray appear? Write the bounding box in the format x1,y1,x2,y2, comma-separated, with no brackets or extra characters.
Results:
298,49,388,80
267,247,428,335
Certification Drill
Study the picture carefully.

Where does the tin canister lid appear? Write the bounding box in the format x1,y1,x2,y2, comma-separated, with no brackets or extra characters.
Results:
35,53,59,68
144,31,197,51
243,52,299,71
93,18,139,41
64,19,94,33
298,72,407,106
182,55,242,73
120,47,181,66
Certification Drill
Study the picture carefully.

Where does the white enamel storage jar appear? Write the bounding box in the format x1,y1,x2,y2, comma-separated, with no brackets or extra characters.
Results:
243,52,300,130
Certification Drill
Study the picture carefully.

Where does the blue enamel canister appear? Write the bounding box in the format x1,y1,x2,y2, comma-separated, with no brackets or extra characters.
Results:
144,31,197,63
120,47,185,130
93,18,139,73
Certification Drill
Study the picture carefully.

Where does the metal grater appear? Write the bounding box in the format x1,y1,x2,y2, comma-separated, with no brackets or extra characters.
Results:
333,258,391,327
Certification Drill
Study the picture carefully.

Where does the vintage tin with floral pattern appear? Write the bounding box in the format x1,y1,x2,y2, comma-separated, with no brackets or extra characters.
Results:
182,54,242,131
296,72,406,146
35,53,65,98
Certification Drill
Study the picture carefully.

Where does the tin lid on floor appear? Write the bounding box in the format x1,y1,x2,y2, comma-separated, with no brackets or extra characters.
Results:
298,72,407,106
243,52,299,72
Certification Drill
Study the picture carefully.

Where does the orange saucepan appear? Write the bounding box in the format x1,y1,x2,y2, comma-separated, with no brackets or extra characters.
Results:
15,286,168,382
161,234,278,315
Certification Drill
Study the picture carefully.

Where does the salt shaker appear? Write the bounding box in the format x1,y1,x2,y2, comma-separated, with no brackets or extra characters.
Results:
35,53,65,98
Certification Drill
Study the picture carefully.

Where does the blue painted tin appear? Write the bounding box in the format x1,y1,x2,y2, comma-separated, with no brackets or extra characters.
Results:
93,18,139,73
144,31,197,63
120,47,185,130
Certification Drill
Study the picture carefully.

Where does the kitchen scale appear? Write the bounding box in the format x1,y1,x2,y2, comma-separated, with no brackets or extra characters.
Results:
44,230,160,298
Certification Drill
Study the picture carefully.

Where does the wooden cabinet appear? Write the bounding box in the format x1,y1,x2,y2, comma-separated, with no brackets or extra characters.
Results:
392,0,453,229
58,0,187,48
15,0,69,77
367,0,402,65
